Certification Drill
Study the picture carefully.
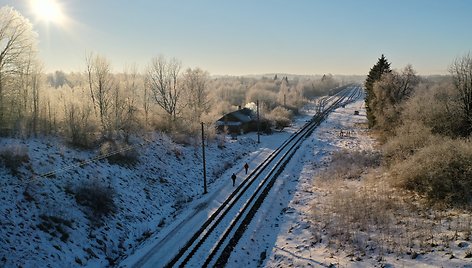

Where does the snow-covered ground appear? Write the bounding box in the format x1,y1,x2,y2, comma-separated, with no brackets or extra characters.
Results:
0,95,321,267
223,95,371,267
225,97,472,268
0,130,261,267
3,92,471,268
119,99,327,267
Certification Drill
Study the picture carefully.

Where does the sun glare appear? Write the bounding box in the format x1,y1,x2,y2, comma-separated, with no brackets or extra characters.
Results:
30,0,64,24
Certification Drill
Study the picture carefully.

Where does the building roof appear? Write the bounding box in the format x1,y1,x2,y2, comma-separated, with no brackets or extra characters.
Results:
216,108,255,124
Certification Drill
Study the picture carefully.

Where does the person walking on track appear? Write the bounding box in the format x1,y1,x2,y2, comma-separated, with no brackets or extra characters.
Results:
244,163,249,174
231,173,236,187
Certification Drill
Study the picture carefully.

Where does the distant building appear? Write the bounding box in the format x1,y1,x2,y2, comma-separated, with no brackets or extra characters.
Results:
216,107,256,134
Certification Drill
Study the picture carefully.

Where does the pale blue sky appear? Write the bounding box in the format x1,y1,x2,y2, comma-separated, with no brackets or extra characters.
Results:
2,0,471,75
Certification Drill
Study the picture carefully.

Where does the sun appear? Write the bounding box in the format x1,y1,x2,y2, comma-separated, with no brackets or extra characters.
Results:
30,0,64,24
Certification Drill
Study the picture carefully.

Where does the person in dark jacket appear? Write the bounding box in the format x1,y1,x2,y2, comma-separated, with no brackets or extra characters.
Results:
244,163,249,174
231,173,236,186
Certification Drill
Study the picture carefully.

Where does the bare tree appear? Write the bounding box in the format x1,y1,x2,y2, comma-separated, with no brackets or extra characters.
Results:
450,53,472,136
86,53,114,134
111,78,124,135
145,56,182,121
0,6,37,133
23,53,42,136
142,74,151,126
119,65,141,140
30,65,41,136
391,64,419,103
182,67,209,122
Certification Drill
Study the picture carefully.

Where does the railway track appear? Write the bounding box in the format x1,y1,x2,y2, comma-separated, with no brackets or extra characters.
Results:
159,85,362,268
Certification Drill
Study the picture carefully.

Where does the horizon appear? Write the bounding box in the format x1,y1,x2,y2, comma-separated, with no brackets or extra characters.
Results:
1,0,471,75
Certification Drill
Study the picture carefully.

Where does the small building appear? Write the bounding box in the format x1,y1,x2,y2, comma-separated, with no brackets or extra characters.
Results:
216,107,256,134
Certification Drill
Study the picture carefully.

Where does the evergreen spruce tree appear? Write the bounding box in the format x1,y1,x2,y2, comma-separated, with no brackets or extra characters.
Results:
365,54,391,127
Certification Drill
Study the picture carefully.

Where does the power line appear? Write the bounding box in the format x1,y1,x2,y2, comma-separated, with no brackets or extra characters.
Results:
25,136,154,184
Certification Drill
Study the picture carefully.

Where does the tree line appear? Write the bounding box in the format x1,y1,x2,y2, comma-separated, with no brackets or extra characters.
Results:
365,53,472,206
0,6,346,148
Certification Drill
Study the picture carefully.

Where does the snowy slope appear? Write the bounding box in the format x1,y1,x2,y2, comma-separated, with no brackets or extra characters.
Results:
0,132,259,267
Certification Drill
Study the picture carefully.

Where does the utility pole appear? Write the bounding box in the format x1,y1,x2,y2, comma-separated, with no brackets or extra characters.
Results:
201,122,207,194
284,93,286,107
257,100,260,144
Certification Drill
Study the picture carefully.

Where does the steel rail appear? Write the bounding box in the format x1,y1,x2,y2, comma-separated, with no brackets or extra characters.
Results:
163,85,361,268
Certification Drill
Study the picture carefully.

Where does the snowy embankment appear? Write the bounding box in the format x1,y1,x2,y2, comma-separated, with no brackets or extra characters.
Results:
0,131,259,267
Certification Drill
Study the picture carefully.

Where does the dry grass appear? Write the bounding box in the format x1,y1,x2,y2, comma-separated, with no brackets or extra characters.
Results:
317,150,380,181
312,158,472,261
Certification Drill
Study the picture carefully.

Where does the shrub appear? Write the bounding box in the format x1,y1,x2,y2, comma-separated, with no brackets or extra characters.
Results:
99,139,139,167
320,150,381,181
393,139,472,206
401,81,464,138
312,176,472,258
0,145,29,175
267,106,293,130
211,160,233,180
169,126,198,146
149,113,174,133
74,179,116,220
64,103,98,148
382,121,435,163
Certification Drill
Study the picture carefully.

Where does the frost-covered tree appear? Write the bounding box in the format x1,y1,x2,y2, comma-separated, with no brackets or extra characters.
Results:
450,53,472,136
182,67,209,123
145,56,182,121
47,70,68,88
86,53,115,134
371,65,419,133
0,6,38,134
119,65,142,140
